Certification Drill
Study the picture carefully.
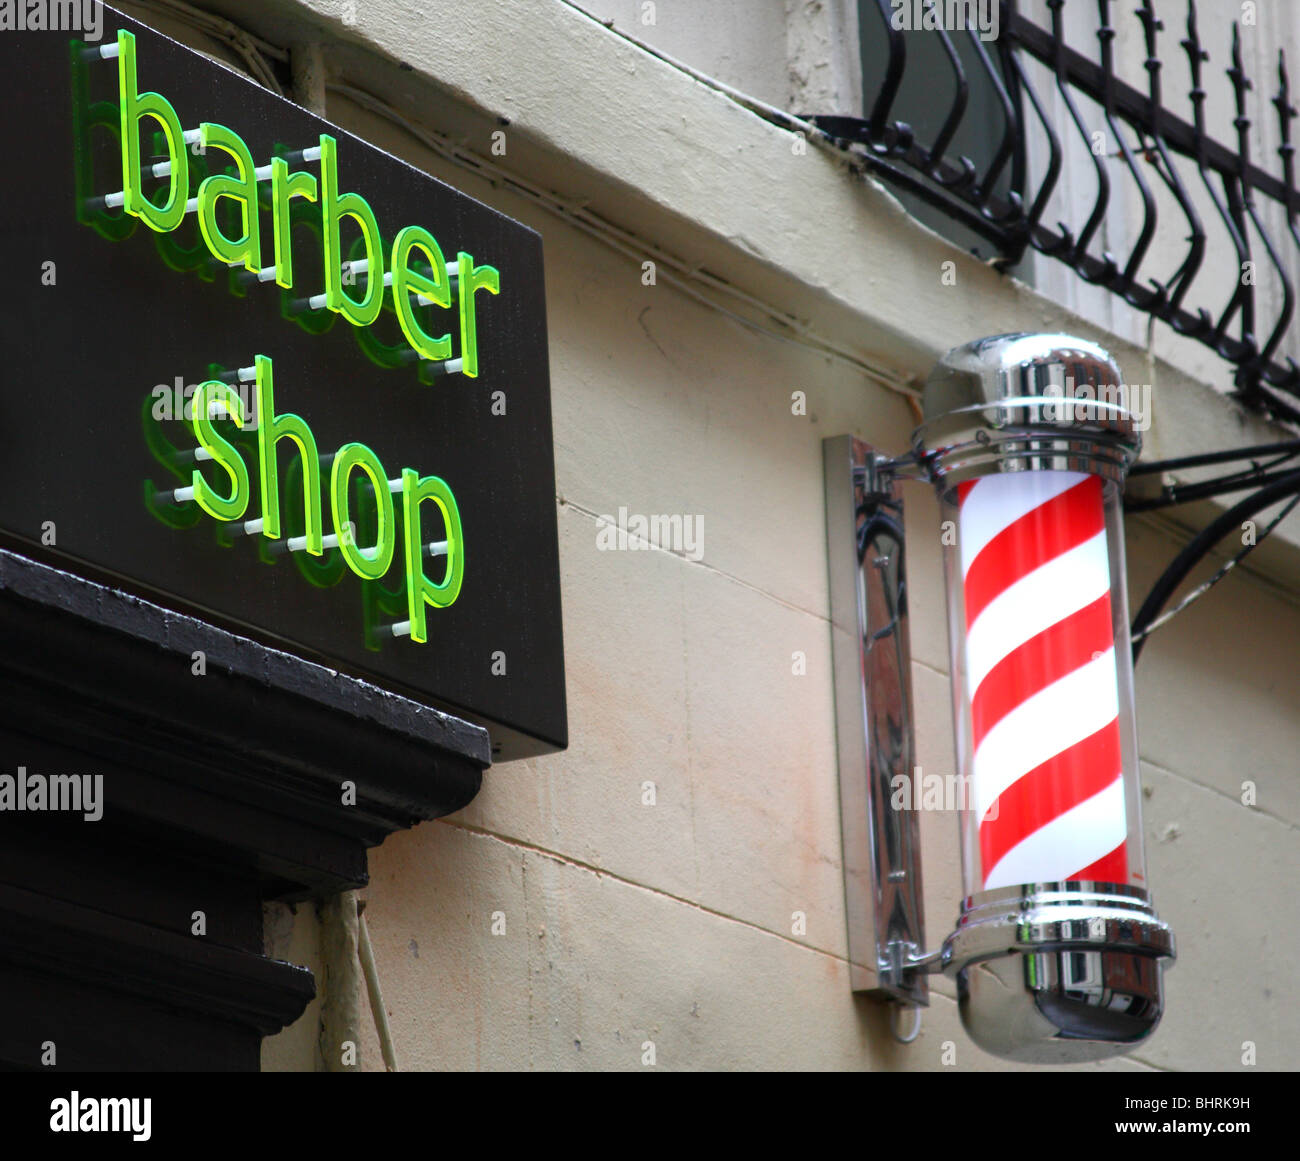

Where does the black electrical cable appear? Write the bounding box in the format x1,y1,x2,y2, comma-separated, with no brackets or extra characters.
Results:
1124,458,1300,511
1128,436,1300,476
1130,468,1300,663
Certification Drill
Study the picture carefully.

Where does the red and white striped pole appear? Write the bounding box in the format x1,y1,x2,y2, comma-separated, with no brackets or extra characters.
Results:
914,334,1173,1062
958,470,1128,890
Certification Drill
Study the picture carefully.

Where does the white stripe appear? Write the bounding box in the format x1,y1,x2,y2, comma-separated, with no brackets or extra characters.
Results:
965,528,1112,693
972,648,1119,820
959,470,1090,579
983,776,1127,890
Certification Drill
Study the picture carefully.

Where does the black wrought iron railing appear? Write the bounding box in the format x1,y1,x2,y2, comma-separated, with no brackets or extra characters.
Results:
807,0,1300,427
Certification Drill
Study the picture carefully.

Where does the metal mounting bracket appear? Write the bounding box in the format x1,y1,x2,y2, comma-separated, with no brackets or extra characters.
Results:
823,436,930,1007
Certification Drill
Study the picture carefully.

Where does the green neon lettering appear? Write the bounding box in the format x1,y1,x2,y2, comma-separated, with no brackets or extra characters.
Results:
255,354,324,554
195,122,260,272
330,443,395,581
279,452,349,588
456,252,499,378
98,44,507,380
361,566,408,652
349,229,410,371
271,156,318,290
190,382,250,522
391,225,452,362
71,40,136,243
141,392,203,530
279,208,335,336
319,134,384,328
116,30,188,234
401,467,464,644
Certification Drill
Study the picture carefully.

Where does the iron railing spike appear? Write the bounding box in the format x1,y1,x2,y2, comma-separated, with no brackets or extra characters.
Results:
1137,0,1205,318
966,25,1018,214
1008,46,1061,239
1049,0,1111,272
867,0,906,146
1099,0,1157,300
926,19,968,177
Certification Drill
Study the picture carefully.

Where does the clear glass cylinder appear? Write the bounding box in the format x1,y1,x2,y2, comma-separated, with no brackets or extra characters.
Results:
939,468,1147,897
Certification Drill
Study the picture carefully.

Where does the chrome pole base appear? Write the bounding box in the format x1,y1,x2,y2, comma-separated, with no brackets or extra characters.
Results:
941,882,1175,1063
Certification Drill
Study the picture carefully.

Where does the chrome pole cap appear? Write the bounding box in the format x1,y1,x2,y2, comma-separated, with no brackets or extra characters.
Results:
912,333,1143,490
942,883,1175,1063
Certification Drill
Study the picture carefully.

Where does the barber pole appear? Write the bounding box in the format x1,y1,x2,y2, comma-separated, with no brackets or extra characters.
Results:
957,470,1128,890
911,333,1174,1061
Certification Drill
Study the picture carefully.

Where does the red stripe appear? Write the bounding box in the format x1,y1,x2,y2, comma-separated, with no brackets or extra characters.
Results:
970,592,1115,748
963,476,1105,629
956,480,976,506
1069,840,1129,884
978,723,1122,877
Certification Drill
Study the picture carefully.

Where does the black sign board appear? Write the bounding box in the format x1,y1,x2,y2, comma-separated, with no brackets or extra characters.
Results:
0,7,566,757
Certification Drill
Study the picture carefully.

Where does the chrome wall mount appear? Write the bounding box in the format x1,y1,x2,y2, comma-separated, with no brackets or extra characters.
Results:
823,436,929,1008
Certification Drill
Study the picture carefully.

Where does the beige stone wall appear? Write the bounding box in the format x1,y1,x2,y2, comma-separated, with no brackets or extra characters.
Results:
343,180,1300,1069
120,0,1297,1070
